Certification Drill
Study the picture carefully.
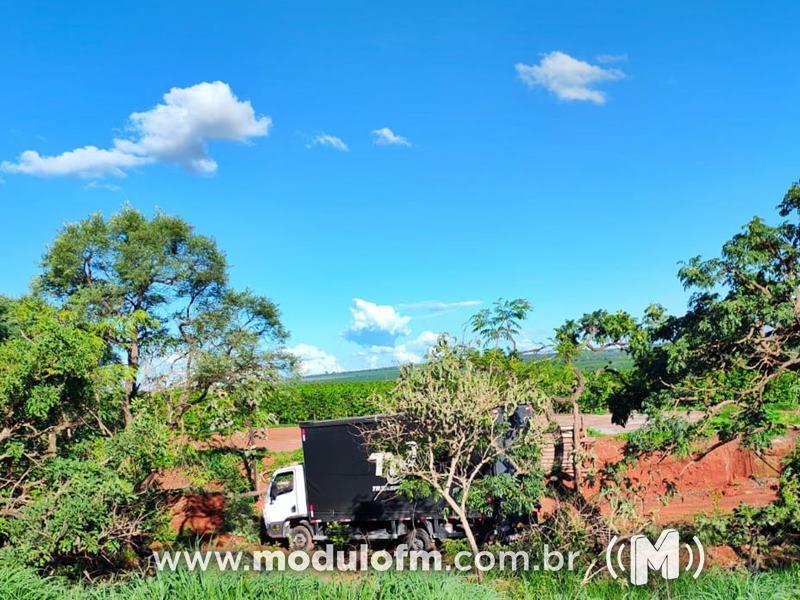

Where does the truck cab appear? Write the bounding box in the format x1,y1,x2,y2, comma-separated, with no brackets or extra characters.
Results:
262,464,313,549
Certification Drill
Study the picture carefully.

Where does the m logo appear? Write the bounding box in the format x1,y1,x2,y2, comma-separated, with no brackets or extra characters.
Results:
606,529,704,585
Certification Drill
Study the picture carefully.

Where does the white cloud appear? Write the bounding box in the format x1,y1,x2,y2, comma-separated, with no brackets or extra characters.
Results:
1,81,270,178
3,146,150,178
344,298,411,347
360,330,441,369
288,344,343,376
306,133,348,152
341,299,443,367
515,51,624,104
399,299,481,316
371,127,410,147
595,53,628,64
367,344,420,365
408,330,441,349
84,180,122,192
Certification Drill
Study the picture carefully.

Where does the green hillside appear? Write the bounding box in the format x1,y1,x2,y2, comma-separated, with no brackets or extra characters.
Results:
302,366,401,383
302,348,632,383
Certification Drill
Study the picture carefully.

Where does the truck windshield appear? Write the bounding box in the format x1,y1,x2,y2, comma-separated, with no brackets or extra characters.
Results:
270,471,294,499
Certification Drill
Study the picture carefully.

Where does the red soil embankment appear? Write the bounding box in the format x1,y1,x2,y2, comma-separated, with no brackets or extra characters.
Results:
580,433,796,524
157,427,300,537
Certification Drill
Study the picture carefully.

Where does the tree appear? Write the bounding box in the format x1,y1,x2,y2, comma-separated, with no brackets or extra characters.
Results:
469,298,532,350
553,309,640,483
621,182,800,450
37,208,290,430
0,298,126,470
154,288,292,431
0,298,175,574
0,296,12,343
366,341,546,570
0,208,293,574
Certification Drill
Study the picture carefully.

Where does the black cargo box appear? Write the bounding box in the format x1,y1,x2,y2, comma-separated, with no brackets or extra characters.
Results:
299,416,440,521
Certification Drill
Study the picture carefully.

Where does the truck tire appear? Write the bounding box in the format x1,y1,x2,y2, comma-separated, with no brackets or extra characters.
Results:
289,524,314,551
404,527,434,552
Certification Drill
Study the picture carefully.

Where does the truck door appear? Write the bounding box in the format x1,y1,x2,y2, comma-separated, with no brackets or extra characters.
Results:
264,467,302,534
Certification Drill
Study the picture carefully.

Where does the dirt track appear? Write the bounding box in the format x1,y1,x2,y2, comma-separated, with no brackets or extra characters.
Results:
264,426,303,452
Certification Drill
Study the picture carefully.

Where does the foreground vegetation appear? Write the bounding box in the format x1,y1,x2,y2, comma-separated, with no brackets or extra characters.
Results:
1,566,799,600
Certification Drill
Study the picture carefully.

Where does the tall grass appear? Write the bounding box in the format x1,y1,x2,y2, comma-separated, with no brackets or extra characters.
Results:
0,568,500,600
0,566,798,600
514,567,800,599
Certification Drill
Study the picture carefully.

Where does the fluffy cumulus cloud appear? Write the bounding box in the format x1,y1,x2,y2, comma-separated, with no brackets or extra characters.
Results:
515,51,624,104
366,344,420,365
3,146,150,178
363,330,441,367
1,81,270,178
288,344,343,376
306,133,348,151
371,127,410,147
341,299,453,368
410,330,441,348
344,298,411,347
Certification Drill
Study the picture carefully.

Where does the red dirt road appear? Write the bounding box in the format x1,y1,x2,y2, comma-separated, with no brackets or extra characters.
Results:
265,426,302,452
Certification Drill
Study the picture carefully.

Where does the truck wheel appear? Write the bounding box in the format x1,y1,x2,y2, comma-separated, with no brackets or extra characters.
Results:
289,525,314,551
404,527,434,552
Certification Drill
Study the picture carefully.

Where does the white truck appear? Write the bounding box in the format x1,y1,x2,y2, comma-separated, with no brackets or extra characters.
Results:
263,408,548,551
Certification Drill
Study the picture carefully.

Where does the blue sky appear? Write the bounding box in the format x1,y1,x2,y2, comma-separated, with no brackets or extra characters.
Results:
1,1,799,373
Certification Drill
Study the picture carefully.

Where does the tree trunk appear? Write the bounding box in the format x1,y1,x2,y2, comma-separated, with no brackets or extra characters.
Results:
572,399,582,488
458,509,483,580
123,337,140,427
171,352,194,431
441,493,483,580
248,429,260,494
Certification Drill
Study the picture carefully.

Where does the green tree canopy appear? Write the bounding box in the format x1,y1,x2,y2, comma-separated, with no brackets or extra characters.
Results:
469,298,532,350
0,298,126,461
619,183,800,448
37,207,291,428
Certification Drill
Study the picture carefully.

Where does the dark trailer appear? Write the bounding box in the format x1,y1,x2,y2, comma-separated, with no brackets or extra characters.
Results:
299,415,440,523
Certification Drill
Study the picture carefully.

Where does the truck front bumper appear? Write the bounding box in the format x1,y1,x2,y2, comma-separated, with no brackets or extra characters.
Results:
265,520,289,539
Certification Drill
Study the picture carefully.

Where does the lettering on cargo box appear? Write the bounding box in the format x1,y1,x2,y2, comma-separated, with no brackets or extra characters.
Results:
368,443,416,497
